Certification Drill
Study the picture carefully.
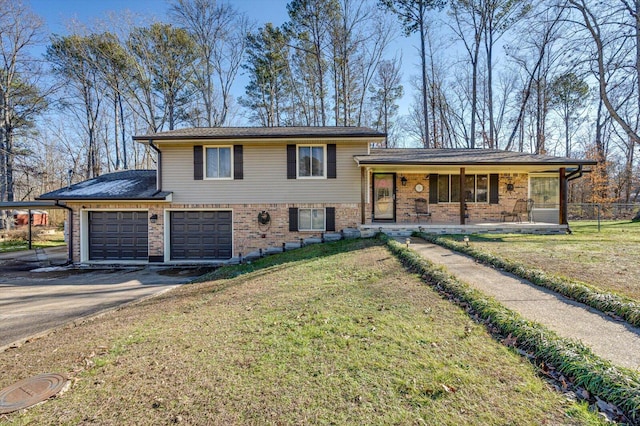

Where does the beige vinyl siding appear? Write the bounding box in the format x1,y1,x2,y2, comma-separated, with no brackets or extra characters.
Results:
161,141,367,204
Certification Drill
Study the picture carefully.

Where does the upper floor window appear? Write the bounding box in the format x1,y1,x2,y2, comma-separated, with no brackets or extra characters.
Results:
205,146,232,179
298,145,325,178
437,174,488,203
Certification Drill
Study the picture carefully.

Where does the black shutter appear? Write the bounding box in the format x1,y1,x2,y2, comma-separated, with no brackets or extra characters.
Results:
234,145,243,180
327,144,337,179
325,207,335,231
194,145,203,180
289,207,298,231
429,174,438,204
287,145,296,179
490,174,499,204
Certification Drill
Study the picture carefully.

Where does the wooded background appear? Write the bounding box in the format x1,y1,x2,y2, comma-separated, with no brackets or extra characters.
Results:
1,0,638,229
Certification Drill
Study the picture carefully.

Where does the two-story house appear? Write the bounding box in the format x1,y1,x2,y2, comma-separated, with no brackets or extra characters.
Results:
38,126,595,265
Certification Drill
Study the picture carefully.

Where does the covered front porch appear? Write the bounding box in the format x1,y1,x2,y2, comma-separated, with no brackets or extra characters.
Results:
354,148,595,235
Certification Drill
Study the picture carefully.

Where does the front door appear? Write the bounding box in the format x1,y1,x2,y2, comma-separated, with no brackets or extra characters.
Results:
373,173,396,221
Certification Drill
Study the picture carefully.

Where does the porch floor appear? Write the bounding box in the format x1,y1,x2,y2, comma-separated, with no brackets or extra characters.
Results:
359,220,568,237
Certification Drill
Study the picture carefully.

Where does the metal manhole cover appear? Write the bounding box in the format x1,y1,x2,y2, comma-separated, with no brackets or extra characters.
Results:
0,373,68,414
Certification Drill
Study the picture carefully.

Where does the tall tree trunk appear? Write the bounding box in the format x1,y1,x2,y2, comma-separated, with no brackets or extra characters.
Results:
113,95,120,170
418,2,430,148
487,34,495,148
119,93,127,169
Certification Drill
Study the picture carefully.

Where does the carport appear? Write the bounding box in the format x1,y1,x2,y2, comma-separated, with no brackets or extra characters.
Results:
0,201,71,263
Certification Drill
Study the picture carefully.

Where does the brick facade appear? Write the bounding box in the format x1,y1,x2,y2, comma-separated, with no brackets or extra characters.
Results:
365,172,532,224
67,202,360,263
67,172,549,264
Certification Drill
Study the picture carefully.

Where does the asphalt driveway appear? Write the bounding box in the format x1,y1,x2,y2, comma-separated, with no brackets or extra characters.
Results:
0,247,211,350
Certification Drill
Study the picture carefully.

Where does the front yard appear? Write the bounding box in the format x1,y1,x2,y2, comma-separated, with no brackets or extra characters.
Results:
0,239,600,425
458,220,640,301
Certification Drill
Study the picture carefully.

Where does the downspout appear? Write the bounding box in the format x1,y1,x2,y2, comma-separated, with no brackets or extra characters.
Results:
564,165,586,233
55,201,73,265
148,139,162,191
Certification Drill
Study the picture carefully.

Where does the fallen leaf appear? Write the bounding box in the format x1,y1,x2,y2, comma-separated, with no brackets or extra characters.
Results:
442,384,457,393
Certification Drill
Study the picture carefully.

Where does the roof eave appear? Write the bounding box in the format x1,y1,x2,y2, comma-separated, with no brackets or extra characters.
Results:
354,159,597,167
36,194,173,203
135,135,385,143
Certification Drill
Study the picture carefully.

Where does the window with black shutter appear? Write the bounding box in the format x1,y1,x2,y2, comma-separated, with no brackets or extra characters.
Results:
234,145,243,180
490,174,499,204
193,145,203,180
287,145,297,179
289,207,299,231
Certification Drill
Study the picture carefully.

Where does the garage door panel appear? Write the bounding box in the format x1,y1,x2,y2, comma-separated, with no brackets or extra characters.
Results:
170,211,232,260
89,211,148,261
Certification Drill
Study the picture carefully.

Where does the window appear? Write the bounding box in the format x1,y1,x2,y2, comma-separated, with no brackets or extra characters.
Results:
298,208,325,231
205,147,232,179
298,145,325,178
437,174,489,203
530,175,559,208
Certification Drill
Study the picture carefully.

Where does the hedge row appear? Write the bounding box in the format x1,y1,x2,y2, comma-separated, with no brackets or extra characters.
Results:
417,233,640,328
382,234,640,423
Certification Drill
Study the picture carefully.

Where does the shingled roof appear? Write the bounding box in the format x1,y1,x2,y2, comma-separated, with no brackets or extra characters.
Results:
355,148,596,167
133,126,386,141
38,170,172,201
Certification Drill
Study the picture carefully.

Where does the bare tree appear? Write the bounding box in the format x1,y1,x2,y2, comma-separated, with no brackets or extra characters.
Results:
171,0,249,127
379,0,445,148
0,0,47,229
567,0,640,148
504,2,565,152
370,57,403,146
449,0,486,148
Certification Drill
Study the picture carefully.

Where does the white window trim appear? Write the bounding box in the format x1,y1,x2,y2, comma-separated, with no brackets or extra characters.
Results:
204,145,234,180
297,144,327,179
298,207,326,232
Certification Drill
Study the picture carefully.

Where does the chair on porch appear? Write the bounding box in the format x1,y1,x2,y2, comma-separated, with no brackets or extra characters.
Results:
501,199,534,222
415,198,432,222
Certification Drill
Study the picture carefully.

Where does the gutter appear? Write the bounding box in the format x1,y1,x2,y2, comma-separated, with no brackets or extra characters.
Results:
54,201,74,265
148,139,162,191
566,165,585,181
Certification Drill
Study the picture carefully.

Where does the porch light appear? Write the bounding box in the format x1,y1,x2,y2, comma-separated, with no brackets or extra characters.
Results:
149,213,158,224
400,175,408,186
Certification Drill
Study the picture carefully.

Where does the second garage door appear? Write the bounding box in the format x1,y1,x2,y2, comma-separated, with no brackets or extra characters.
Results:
170,211,232,260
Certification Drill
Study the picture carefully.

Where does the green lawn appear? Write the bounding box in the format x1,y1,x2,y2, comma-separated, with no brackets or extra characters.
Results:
0,239,601,425
0,229,66,252
460,220,640,301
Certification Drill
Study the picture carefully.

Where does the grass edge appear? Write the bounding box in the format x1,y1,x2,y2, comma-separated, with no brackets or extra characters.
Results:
381,234,640,424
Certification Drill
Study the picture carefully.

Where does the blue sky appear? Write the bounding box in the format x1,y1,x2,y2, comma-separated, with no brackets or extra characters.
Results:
31,0,296,38
28,0,417,124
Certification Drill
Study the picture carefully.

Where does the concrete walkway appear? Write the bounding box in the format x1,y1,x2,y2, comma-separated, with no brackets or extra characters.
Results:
405,237,640,371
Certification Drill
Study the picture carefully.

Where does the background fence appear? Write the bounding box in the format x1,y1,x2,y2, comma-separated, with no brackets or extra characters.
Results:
568,203,640,220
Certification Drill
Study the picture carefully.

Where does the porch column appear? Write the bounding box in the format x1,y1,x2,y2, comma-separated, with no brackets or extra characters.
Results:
460,167,466,225
559,167,568,225
360,167,366,225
